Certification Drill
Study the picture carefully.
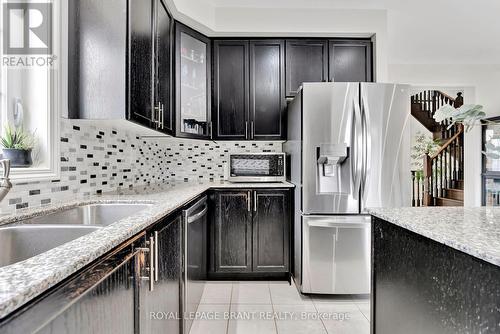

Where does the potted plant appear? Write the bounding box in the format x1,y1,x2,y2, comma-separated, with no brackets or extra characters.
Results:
0,126,36,167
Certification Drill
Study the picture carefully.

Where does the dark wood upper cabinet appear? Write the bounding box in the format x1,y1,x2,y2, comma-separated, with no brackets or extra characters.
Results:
329,40,372,82
175,22,212,139
68,0,128,120
128,0,154,127
69,1,373,140
285,39,328,97
68,0,174,134
249,40,285,140
154,0,173,133
252,190,290,272
213,40,249,140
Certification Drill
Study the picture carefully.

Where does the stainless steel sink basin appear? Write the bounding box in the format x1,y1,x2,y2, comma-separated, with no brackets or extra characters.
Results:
0,203,153,268
0,225,101,268
21,203,153,226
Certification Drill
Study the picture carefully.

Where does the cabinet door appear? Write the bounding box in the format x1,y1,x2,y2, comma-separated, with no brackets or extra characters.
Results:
175,23,211,139
140,216,182,334
329,40,372,82
285,39,328,97
6,239,142,334
154,0,173,133
38,253,136,334
213,40,249,140
213,191,252,272
128,0,154,127
252,190,290,272
249,40,285,140
68,0,127,119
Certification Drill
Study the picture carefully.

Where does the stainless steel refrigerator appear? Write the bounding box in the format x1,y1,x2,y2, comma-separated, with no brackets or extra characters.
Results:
284,82,411,294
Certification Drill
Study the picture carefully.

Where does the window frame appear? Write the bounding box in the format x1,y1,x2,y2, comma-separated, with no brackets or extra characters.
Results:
0,0,65,183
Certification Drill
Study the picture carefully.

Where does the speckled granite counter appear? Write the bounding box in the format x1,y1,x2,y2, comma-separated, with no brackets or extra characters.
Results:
369,207,500,267
0,181,293,319
369,207,500,333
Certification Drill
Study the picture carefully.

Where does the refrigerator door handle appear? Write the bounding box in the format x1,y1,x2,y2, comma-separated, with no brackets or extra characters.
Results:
351,97,363,200
360,95,371,206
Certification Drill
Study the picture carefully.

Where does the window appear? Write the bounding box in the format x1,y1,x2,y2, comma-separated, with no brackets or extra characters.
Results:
0,0,65,181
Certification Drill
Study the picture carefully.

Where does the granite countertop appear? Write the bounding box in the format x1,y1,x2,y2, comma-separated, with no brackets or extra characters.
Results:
369,207,500,268
0,181,294,319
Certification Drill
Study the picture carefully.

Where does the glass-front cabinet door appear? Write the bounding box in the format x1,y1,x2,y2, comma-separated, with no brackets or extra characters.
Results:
175,23,211,138
482,117,500,205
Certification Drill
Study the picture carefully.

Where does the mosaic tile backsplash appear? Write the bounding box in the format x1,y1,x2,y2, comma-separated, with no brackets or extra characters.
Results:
2,119,282,212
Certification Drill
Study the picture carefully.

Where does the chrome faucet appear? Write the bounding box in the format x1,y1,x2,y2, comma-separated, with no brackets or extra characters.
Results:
0,159,12,202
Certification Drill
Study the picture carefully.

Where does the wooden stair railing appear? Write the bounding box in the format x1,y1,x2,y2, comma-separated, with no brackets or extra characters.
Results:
423,124,465,206
411,90,464,140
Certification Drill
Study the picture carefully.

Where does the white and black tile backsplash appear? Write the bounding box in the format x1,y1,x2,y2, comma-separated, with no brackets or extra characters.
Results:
2,119,282,212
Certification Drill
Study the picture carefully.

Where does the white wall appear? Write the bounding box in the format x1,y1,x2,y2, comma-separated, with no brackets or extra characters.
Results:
213,8,388,81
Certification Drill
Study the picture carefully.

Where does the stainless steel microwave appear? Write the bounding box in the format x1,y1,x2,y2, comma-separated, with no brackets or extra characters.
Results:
227,153,286,182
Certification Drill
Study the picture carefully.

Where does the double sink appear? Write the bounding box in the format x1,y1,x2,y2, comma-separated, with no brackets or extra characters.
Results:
0,203,153,268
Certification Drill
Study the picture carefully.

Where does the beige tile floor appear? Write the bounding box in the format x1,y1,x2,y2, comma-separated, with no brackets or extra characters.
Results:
189,280,370,334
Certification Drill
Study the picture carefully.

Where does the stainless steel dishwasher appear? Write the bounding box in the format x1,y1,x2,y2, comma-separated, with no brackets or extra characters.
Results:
182,196,208,333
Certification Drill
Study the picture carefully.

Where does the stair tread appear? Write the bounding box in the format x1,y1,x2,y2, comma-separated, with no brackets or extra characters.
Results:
436,197,463,205
444,188,464,201
446,188,463,192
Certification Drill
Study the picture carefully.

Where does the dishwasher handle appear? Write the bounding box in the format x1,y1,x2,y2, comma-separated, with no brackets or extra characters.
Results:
187,204,208,224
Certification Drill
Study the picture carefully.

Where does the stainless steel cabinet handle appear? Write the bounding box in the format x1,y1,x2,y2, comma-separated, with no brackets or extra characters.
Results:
160,103,164,129
149,236,154,291
254,191,257,212
247,191,251,212
154,231,159,282
154,102,161,127
136,236,154,291
251,121,254,139
245,121,248,139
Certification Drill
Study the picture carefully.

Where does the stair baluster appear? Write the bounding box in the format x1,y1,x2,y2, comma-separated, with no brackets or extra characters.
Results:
423,125,464,206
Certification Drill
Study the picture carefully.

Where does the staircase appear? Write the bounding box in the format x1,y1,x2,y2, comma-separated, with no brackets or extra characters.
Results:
410,90,464,207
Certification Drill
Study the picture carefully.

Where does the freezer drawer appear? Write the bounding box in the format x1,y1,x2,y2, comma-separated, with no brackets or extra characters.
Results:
302,215,370,294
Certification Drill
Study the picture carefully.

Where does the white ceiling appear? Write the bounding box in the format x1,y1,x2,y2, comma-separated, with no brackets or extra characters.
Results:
172,0,500,65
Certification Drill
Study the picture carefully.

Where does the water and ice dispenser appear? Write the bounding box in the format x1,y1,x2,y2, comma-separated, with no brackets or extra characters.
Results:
316,143,350,194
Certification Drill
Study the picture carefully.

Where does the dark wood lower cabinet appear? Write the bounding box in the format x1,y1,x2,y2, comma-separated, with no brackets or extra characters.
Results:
0,233,146,334
0,189,290,332
37,249,138,334
209,189,291,277
0,215,183,334
252,190,290,272
211,191,252,273
140,215,182,334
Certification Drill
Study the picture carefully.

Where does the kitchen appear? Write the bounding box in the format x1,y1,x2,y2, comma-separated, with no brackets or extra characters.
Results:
0,0,499,334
